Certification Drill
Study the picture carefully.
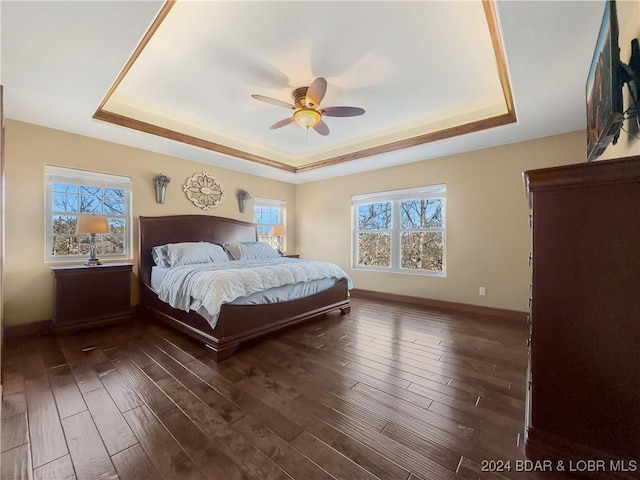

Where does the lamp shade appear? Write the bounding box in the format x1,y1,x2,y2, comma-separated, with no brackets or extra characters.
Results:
271,224,286,237
77,214,110,234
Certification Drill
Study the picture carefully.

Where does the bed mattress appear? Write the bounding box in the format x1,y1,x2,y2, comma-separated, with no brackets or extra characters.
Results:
150,258,350,327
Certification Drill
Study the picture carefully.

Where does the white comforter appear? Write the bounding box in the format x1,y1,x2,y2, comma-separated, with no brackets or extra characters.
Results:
157,258,352,320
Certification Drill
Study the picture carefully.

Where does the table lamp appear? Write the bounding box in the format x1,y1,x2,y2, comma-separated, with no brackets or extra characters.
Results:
76,214,110,266
271,224,286,255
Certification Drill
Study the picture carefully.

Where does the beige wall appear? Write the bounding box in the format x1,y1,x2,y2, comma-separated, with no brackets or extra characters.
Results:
4,120,296,327
296,131,585,313
0,120,603,324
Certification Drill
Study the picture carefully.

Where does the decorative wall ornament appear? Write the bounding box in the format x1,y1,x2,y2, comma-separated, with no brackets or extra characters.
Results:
182,172,224,210
153,173,171,204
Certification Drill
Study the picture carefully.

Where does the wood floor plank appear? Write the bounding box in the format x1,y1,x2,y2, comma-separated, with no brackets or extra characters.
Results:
111,443,163,480
476,391,526,422
24,375,68,468
234,351,460,480
57,340,104,394
22,350,47,379
198,451,257,480
427,398,523,439
82,388,138,455
136,339,246,424
288,323,520,413
1,444,32,480
183,358,303,442
147,329,200,365
1,392,27,420
61,410,118,480
237,354,390,433
290,431,382,480
231,415,336,480
95,367,143,413
253,340,361,391
352,380,435,416
47,365,87,419
38,336,68,370
157,407,227,468
153,376,290,480
1,361,25,397
448,377,525,402
232,365,302,409
286,394,462,480
122,341,157,369
2,296,538,480
1,412,28,453
123,405,206,480
385,418,525,466
329,335,513,392
238,385,411,480
108,354,175,415
33,455,76,480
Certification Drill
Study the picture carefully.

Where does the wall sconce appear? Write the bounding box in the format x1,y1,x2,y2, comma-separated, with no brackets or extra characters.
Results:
237,189,251,213
153,174,171,204
77,214,110,266
272,224,286,255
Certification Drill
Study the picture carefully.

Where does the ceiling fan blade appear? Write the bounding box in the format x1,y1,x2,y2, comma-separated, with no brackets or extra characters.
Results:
306,77,327,108
313,119,330,136
269,117,294,130
321,106,365,117
251,94,295,110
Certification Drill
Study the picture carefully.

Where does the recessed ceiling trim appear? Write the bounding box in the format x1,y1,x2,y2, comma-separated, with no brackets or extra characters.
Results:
296,111,517,173
93,0,517,175
93,109,296,173
482,0,516,115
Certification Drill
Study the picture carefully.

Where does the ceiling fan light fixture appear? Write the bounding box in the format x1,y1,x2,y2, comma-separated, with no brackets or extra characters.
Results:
293,108,321,129
252,77,363,135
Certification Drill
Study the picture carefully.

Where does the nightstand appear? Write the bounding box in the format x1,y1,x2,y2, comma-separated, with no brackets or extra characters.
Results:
282,254,299,258
51,263,133,331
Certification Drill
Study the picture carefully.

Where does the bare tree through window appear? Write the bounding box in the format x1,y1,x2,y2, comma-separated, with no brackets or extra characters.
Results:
400,199,444,271
357,202,392,267
51,183,126,257
354,189,445,273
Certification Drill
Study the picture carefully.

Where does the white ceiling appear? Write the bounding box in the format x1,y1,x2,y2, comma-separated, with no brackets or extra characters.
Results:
1,1,606,184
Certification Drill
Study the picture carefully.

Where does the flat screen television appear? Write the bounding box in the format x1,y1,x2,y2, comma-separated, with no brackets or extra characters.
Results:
586,0,625,162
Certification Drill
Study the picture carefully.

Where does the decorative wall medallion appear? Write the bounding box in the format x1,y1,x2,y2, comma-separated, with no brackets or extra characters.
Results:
182,172,224,210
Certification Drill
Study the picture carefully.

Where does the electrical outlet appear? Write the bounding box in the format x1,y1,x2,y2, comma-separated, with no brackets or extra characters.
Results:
479,287,486,296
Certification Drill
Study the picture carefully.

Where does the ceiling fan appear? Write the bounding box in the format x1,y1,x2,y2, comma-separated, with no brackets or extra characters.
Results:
251,77,365,136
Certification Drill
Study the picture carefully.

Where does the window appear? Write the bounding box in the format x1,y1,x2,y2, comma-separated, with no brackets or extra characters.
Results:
352,185,446,275
254,197,286,250
45,166,132,262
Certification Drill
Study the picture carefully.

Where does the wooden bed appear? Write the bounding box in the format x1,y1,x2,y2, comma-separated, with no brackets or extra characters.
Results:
138,215,351,361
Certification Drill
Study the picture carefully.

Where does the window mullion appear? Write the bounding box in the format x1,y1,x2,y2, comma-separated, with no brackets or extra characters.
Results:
392,201,399,270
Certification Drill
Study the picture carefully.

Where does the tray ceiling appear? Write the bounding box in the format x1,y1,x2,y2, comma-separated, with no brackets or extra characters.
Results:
95,0,514,173
1,1,607,183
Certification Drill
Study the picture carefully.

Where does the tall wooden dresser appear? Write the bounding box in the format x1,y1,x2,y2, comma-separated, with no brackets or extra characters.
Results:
524,156,640,470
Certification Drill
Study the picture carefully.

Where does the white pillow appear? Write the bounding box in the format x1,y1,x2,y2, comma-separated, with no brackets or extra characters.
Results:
151,245,170,267
224,241,280,260
153,242,229,267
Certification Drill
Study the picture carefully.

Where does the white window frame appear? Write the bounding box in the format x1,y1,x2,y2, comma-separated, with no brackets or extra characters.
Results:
45,166,133,262
254,197,286,251
352,185,446,276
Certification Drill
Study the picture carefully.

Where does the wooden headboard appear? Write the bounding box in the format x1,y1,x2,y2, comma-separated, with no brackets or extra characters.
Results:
138,215,258,287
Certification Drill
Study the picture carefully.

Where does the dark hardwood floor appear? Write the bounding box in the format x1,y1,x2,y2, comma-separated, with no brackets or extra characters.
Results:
2,297,570,479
